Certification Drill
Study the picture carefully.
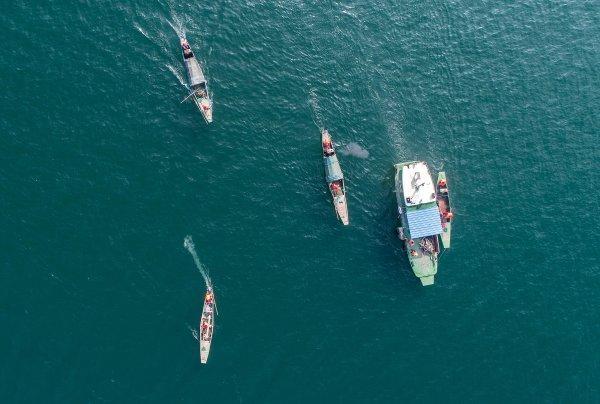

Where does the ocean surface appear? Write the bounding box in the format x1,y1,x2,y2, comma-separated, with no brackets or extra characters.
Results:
1,0,599,402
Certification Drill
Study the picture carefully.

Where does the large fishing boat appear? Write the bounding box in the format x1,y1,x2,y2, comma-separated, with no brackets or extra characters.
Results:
199,286,216,364
322,129,349,225
180,36,213,123
436,171,453,249
394,161,443,286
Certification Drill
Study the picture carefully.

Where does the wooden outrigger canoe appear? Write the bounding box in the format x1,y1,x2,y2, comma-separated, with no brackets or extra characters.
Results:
180,36,213,123
322,129,349,225
199,287,216,364
436,172,453,249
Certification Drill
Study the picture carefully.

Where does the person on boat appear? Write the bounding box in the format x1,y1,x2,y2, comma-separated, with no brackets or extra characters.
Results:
331,182,342,196
420,238,434,254
443,211,453,221
323,138,334,156
438,179,447,187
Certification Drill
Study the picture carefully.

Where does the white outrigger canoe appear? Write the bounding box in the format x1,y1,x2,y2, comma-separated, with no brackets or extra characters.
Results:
322,130,349,225
199,287,216,364
180,36,213,123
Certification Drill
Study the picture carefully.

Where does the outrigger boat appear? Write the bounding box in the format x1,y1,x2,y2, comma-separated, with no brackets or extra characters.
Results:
322,129,349,225
394,161,443,286
436,172,453,249
199,286,216,364
180,36,213,123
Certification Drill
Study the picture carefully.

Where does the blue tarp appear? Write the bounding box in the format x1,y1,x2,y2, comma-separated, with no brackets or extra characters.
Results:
324,156,343,183
406,206,443,238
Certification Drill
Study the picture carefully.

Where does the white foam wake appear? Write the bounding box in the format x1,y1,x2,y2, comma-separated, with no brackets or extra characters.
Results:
187,323,199,341
166,64,187,88
309,88,324,130
184,235,211,289
133,22,151,40
166,13,185,38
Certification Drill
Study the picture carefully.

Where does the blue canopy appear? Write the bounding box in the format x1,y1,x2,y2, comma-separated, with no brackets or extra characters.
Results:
324,156,344,183
406,206,442,239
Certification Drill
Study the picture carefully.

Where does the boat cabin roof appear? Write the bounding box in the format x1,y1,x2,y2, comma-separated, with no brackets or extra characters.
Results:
406,205,443,238
402,162,436,206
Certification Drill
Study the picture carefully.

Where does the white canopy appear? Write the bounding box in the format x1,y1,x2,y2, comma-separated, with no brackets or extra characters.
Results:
402,162,436,206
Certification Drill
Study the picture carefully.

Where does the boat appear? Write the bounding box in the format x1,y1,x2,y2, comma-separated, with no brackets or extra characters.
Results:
199,286,216,364
180,36,213,123
436,171,453,248
322,129,349,225
394,161,443,286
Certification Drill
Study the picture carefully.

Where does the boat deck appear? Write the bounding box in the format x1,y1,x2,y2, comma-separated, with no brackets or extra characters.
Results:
437,197,448,214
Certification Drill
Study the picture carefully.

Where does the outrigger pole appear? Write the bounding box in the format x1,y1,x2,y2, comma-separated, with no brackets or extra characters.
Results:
181,90,197,104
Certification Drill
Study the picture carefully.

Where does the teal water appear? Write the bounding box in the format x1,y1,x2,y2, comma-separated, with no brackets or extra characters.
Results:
1,0,599,402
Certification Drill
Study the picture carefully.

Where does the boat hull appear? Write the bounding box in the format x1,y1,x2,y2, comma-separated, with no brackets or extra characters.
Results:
193,95,213,123
181,37,213,124
322,130,349,225
333,193,349,225
441,223,451,248
394,162,440,286
436,171,452,249
199,288,215,364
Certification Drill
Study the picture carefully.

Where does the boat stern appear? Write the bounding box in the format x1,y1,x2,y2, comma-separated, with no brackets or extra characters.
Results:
334,195,349,225
408,249,438,286
441,222,452,248
198,97,213,123
200,341,210,364
420,275,435,286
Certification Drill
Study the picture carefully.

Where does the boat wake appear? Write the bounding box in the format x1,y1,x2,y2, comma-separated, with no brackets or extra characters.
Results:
339,142,369,159
166,14,185,38
166,64,187,88
309,88,325,130
133,22,151,41
184,235,212,289
187,323,199,341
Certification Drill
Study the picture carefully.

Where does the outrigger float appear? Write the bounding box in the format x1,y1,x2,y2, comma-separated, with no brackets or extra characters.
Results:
180,36,213,123
199,286,217,364
394,161,450,286
322,129,349,225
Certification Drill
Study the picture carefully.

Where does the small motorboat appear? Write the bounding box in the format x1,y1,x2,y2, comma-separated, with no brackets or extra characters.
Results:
436,172,453,249
180,36,213,123
199,287,216,364
322,129,349,225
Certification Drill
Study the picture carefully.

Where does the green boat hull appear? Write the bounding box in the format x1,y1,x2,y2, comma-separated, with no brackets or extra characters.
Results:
440,222,452,249
408,252,438,286
394,162,439,286
436,171,452,249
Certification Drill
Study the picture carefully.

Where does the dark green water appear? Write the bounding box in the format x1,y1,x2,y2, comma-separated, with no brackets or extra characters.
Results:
1,0,599,402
